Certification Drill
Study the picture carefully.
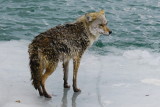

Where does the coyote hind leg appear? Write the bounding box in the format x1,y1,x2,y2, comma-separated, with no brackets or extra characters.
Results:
38,61,45,96
41,62,58,98
38,86,43,96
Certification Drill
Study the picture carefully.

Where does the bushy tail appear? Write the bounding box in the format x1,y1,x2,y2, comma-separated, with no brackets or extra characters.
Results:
28,44,41,90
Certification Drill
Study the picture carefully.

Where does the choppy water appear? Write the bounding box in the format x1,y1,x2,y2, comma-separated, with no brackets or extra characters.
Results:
0,0,160,54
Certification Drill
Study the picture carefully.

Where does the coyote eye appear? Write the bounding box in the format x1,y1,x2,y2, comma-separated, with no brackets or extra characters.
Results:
99,24,103,27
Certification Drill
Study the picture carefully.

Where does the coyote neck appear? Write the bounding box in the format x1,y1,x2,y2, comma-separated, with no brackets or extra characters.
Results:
82,21,100,46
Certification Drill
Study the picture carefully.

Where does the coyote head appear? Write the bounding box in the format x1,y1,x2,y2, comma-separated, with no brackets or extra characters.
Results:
86,10,112,36
77,10,112,37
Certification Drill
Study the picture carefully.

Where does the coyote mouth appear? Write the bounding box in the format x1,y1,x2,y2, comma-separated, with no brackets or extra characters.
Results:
101,30,112,36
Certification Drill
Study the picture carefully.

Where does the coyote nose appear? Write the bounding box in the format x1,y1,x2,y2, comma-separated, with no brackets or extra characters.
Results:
109,31,112,34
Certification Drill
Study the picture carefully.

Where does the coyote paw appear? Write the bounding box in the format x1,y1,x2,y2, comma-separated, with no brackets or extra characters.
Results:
44,93,52,98
73,88,81,92
64,84,70,88
39,92,43,96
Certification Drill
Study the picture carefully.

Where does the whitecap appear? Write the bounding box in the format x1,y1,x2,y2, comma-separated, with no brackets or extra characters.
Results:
42,19,49,26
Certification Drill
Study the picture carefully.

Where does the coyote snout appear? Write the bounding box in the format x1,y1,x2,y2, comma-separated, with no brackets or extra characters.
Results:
99,24,112,35
28,10,112,98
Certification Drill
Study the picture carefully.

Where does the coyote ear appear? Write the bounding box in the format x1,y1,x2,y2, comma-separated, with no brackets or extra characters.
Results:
85,14,92,22
99,10,105,14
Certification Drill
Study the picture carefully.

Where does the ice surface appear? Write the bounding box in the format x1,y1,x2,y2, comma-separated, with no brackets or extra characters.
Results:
1,40,160,107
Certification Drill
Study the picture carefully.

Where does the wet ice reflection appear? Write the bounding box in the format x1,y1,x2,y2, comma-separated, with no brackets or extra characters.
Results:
61,89,81,107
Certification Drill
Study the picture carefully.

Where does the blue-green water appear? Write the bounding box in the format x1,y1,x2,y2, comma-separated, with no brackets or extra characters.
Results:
0,0,160,53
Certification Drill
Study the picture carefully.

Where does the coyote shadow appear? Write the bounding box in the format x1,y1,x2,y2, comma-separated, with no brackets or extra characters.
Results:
61,88,81,107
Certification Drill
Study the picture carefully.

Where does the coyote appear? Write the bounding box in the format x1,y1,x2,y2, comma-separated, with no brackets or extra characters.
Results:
28,10,112,98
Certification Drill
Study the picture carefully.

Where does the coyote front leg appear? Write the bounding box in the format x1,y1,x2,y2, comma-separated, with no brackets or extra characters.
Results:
63,60,70,88
73,57,81,92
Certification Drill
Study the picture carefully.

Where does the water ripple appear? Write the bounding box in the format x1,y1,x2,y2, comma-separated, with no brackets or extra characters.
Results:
0,0,159,53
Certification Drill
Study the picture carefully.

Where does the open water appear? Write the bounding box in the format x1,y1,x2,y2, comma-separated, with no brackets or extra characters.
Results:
0,0,159,54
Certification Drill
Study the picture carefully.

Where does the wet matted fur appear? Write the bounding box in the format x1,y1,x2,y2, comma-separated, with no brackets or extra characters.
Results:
28,10,112,98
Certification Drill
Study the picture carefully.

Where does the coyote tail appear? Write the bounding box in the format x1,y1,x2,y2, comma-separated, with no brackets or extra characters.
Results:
28,45,41,90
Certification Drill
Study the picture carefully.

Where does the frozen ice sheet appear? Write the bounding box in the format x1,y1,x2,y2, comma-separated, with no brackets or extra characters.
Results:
1,40,160,107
